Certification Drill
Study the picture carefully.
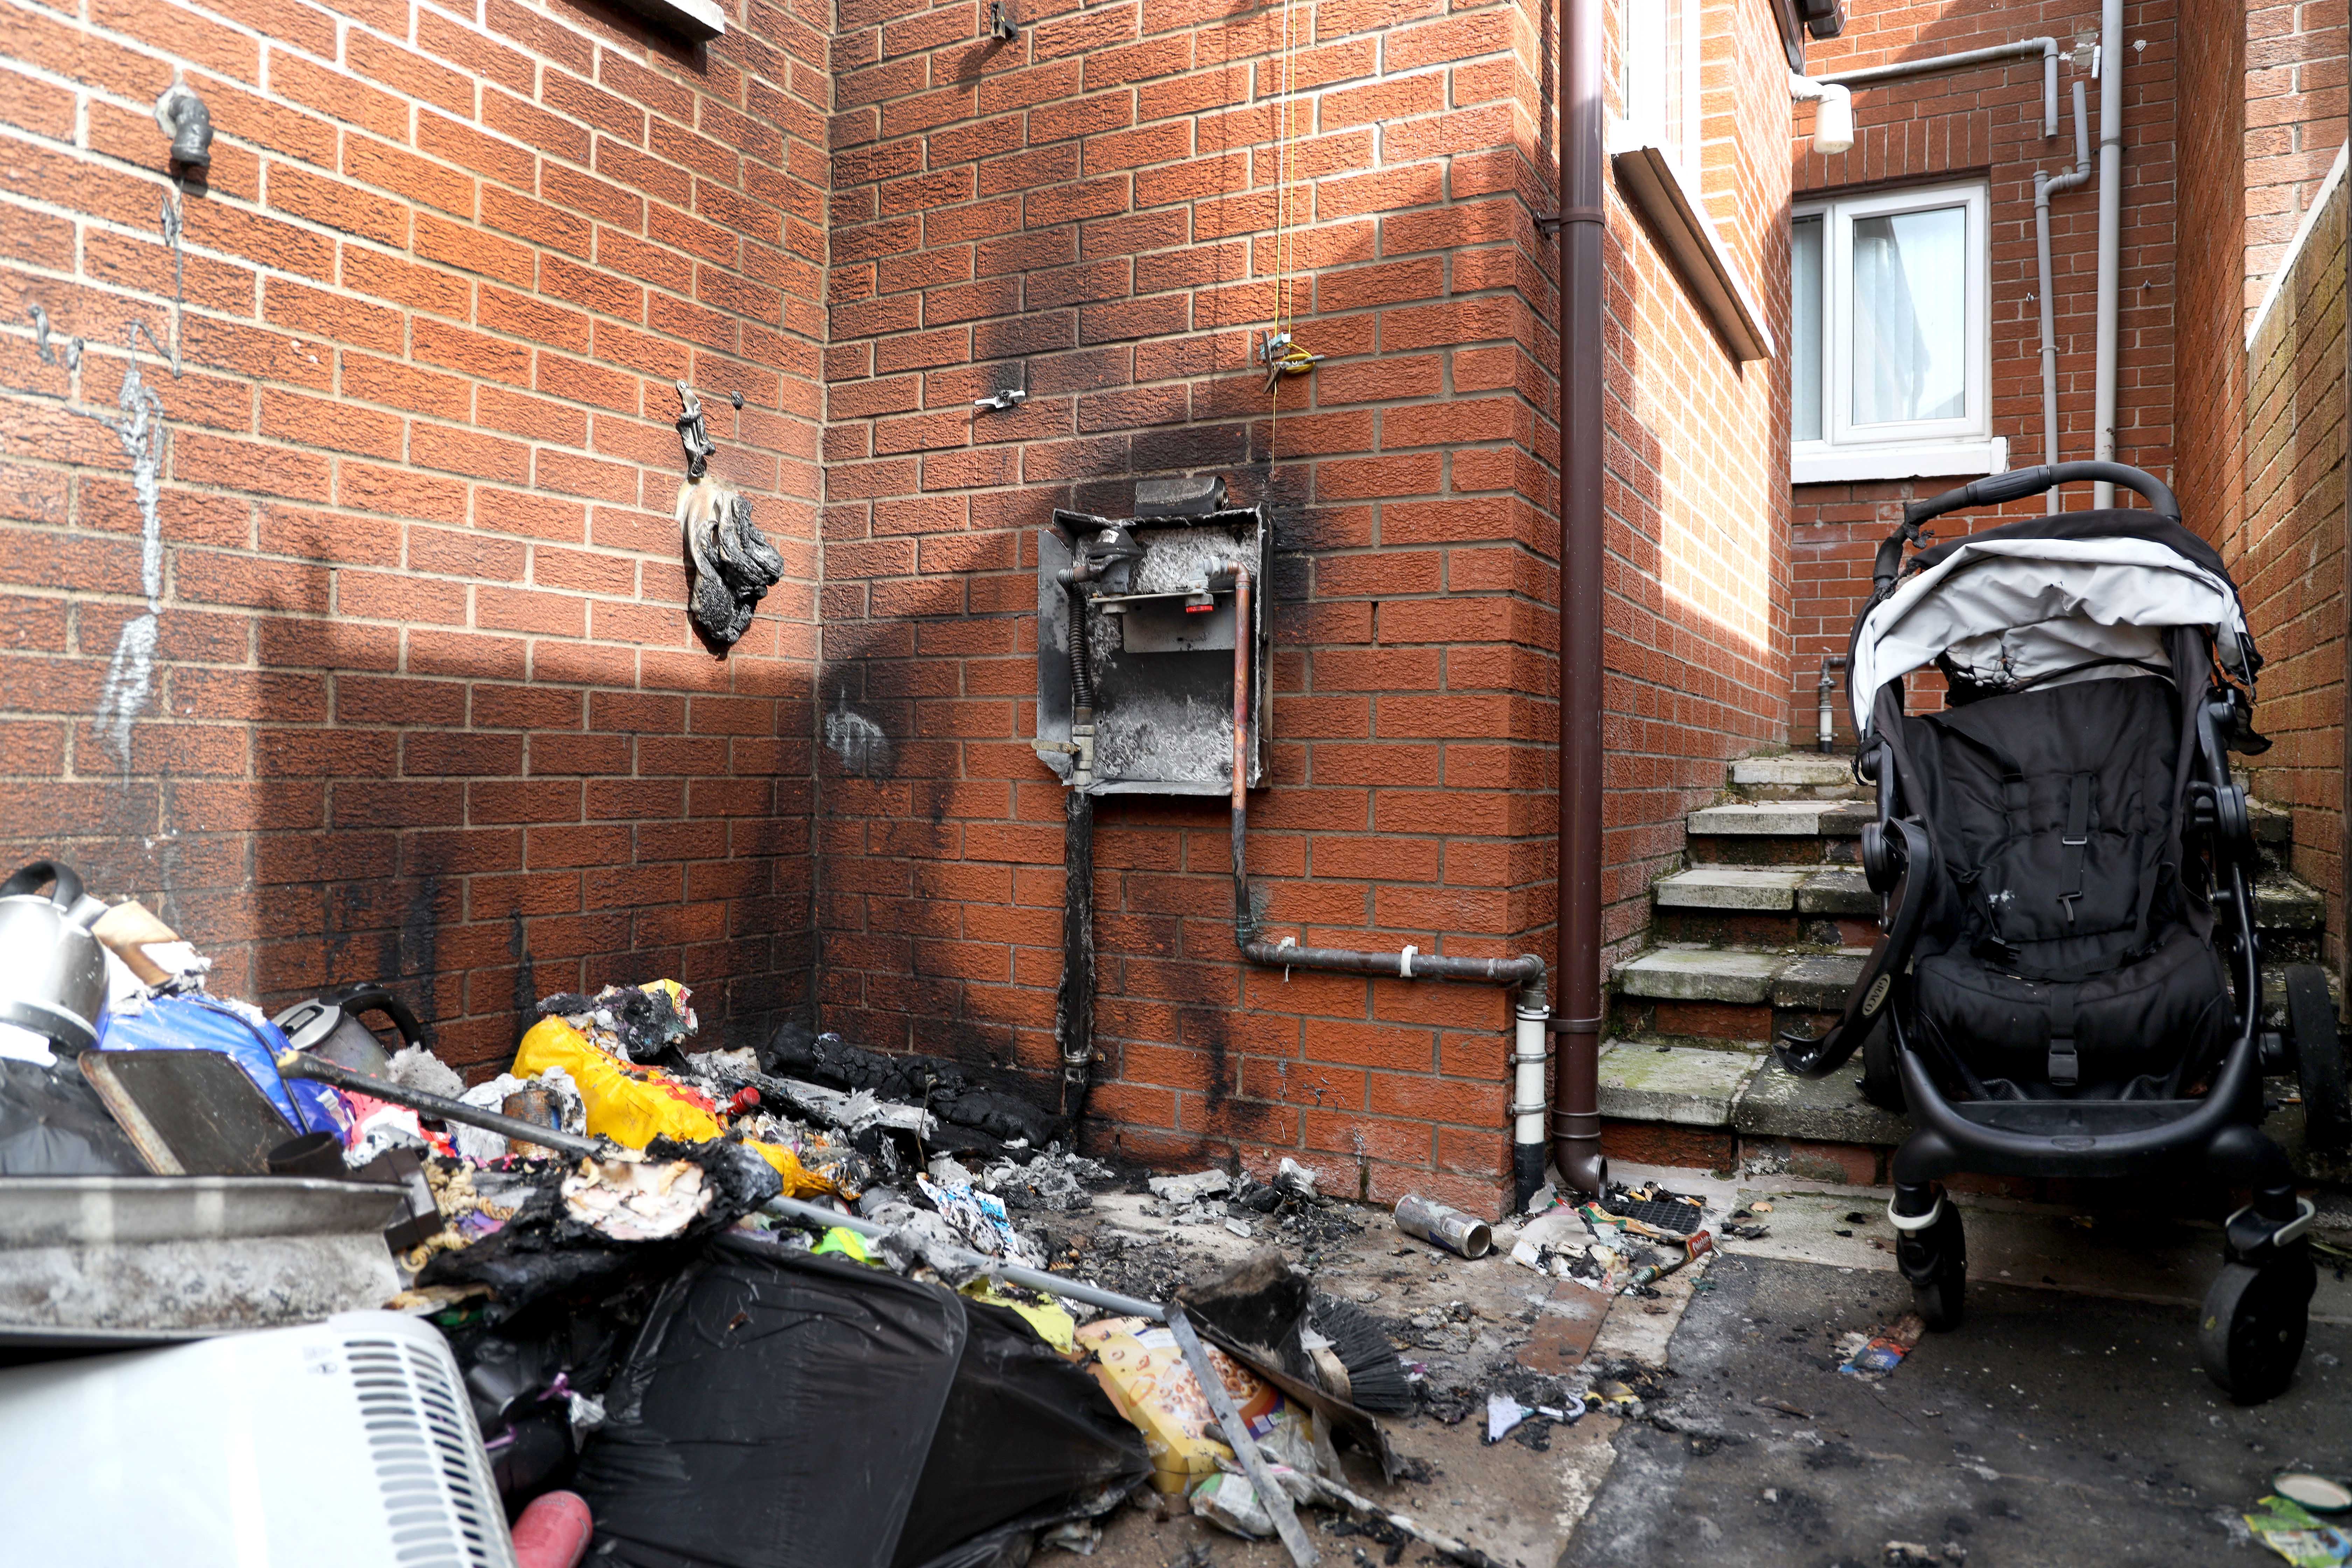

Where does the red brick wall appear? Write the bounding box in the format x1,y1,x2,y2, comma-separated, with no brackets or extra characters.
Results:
2178,0,2347,964
814,0,1794,1211
2176,0,2248,558
0,0,826,1066
1601,0,1792,922
1785,0,2180,748
2245,0,2347,317
2230,172,2346,962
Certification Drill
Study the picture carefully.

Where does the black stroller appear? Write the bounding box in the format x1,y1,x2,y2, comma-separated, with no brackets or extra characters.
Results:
1776,461,2348,1404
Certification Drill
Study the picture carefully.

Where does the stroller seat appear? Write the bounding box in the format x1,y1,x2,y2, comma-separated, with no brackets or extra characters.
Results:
1771,461,2350,1405
1901,675,2232,1097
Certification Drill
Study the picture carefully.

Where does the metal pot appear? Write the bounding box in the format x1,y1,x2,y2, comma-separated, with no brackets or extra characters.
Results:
270,985,424,1080
0,862,108,1052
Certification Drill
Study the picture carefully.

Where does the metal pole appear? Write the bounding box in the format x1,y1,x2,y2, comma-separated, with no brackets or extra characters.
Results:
278,1050,604,1158
280,1049,1170,1321
2092,0,2125,507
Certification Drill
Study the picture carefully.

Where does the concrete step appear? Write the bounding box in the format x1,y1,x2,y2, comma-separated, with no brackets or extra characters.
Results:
1657,854,2316,947
1650,866,1875,913
1610,945,1862,1042
2256,873,2325,931
1686,801,1871,866
1649,866,1876,946
1728,752,1859,799
1599,1049,2352,1188
1596,1040,1762,1126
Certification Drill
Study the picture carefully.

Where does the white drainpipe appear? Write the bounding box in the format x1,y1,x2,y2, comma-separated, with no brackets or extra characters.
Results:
1820,37,2060,139
2035,79,2093,510
2092,0,2125,507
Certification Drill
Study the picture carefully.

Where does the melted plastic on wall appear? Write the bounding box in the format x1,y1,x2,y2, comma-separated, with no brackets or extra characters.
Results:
574,1235,1148,1568
0,1057,147,1174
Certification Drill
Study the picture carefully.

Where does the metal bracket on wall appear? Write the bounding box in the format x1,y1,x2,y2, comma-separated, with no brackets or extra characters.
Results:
1534,205,1603,237
986,1,1016,40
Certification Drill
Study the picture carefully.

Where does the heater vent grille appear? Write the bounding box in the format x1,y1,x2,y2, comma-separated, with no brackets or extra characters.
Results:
341,1335,506,1568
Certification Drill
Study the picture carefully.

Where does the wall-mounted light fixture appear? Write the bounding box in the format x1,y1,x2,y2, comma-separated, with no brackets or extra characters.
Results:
1789,73,1854,156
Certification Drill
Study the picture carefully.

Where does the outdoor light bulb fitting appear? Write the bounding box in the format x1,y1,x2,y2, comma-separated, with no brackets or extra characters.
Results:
1790,74,1854,156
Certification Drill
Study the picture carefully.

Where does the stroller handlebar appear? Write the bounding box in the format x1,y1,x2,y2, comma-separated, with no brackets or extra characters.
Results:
1901,462,2180,530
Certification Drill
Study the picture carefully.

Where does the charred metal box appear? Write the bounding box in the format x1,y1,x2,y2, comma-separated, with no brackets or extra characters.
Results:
1034,478,1270,796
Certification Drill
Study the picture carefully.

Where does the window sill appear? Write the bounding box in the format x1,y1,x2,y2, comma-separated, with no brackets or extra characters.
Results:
1606,131,1774,363
1792,437,2008,486
610,0,724,39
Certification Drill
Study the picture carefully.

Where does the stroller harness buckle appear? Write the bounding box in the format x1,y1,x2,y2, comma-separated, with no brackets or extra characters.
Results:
2048,986,2080,1087
2056,772,2093,926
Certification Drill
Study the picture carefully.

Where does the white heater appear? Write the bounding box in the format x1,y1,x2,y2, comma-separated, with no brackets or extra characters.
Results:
0,1310,517,1568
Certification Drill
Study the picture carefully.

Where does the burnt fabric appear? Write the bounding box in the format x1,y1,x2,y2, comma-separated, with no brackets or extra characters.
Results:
574,1237,1148,1568
760,1025,1064,1148
1896,675,2227,1092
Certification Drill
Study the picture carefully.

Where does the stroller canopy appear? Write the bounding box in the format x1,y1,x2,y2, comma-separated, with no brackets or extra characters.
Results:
1850,513,2255,737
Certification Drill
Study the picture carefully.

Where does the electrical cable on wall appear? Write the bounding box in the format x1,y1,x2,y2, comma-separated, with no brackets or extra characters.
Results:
1258,0,1322,414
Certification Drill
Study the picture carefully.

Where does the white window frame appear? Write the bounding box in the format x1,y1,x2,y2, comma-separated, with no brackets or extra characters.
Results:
1792,180,2000,484
1620,0,1703,188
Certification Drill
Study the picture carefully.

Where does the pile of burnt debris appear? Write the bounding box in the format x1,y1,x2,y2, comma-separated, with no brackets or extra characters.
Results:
0,858,1719,1567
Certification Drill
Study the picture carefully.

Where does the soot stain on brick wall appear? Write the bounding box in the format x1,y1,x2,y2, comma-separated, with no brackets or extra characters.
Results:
508,912,536,1039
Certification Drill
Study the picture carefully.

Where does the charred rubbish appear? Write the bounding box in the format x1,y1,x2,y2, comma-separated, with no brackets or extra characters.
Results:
0,856,1750,1568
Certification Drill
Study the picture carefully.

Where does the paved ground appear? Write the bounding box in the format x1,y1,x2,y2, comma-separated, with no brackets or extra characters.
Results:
1044,1169,2352,1568
1564,1252,2352,1568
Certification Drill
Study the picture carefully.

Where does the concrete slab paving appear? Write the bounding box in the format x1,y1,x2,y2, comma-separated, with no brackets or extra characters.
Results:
1075,1185,1659,1568
1062,1158,2352,1568
1561,1254,2352,1568
1599,1041,1762,1126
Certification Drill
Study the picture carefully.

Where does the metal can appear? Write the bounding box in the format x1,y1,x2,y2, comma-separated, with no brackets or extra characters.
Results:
1394,1192,1493,1259
501,1086,559,1157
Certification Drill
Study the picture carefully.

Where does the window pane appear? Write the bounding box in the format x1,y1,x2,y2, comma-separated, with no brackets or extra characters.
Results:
1621,0,1693,169
1850,205,1967,426
1792,215,1823,443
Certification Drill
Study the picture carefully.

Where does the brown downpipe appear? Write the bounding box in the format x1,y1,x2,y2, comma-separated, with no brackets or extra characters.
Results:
1228,563,1545,988
1551,0,1608,1197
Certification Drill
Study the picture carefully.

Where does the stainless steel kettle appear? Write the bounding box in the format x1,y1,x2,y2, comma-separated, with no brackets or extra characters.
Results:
0,861,108,1052
271,984,425,1079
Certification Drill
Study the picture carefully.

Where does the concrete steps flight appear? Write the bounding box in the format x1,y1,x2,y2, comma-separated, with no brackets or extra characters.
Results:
1599,749,2346,1187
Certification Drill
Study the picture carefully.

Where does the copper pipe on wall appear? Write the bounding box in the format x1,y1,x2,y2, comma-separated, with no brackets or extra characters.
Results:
1551,0,1609,1197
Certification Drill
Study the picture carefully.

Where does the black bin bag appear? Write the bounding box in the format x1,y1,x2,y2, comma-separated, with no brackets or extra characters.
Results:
0,1057,146,1175
575,1236,1148,1568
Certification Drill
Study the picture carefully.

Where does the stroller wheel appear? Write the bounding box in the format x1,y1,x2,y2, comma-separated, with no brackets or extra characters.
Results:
2199,1244,2317,1405
1898,1204,1965,1331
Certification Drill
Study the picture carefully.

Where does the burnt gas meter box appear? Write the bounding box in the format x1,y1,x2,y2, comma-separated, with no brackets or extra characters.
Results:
1035,475,1270,795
